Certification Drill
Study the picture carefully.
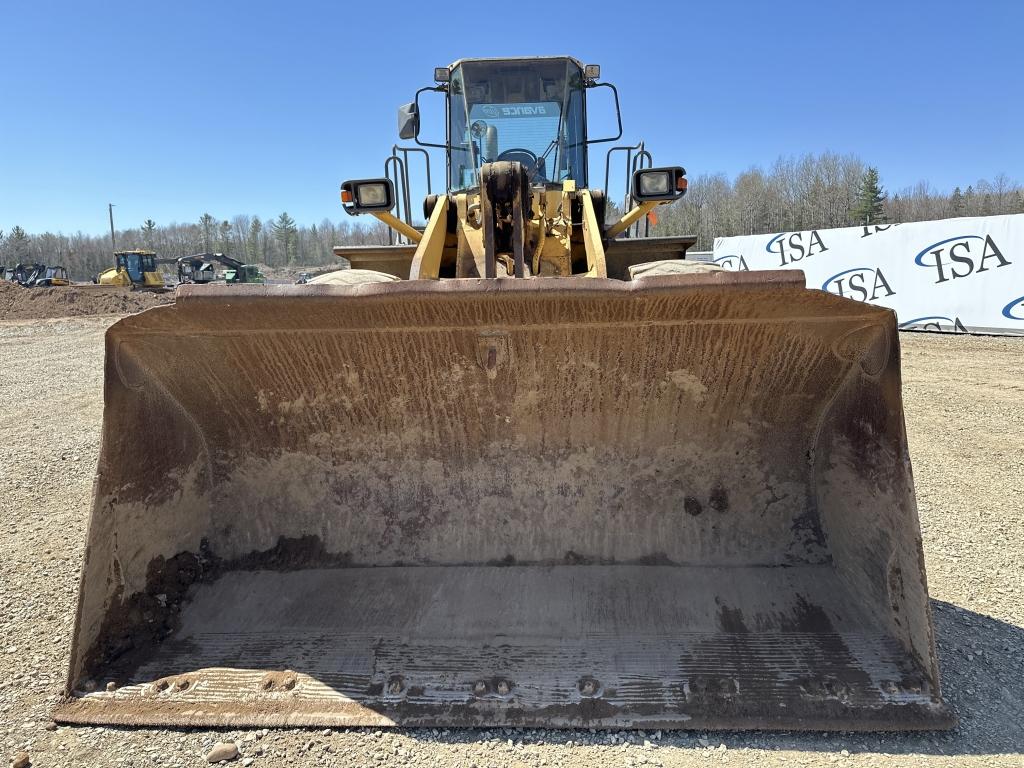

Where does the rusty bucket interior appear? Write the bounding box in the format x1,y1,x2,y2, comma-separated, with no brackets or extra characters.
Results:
56,272,952,730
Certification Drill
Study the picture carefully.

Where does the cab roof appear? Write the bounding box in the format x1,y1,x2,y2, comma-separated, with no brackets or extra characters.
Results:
448,56,585,71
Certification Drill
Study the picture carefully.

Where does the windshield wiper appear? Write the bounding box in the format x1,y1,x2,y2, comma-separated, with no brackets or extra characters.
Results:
529,139,561,183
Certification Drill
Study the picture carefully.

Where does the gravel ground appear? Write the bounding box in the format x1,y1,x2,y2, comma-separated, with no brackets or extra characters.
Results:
1,316,1021,767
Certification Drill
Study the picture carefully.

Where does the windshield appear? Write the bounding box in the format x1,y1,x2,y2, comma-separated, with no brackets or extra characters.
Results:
449,59,586,191
119,253,154,281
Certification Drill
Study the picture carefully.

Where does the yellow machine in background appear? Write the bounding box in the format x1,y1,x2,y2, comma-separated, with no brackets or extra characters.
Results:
3,263,71,287
34,265,71,286
96,250,167,290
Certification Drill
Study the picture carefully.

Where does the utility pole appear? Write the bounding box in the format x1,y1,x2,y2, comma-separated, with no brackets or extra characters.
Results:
108,203,116,252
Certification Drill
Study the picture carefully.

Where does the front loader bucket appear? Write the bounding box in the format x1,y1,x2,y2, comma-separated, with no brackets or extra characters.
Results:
57,272,951,731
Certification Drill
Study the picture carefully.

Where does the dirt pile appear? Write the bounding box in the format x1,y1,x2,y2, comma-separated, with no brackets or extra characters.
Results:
0,282,173,320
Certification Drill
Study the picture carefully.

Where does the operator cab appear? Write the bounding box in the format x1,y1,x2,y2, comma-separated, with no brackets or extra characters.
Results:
116,251,156,283
43,266,69,284
446,57,588,191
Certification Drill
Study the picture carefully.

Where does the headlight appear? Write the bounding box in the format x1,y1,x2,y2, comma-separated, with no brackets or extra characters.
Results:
631,166,687,202
340,178,396,215
638,171,671,197
356,183,388,207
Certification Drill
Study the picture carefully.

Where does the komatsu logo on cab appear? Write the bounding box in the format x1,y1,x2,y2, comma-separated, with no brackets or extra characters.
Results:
501,105,548,117
481,104,551,119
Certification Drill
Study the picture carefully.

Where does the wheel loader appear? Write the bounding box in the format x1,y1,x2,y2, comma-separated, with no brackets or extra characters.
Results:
57,56,951,731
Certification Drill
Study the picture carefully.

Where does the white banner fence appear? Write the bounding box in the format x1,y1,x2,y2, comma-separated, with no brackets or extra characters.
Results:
713,214,1024,335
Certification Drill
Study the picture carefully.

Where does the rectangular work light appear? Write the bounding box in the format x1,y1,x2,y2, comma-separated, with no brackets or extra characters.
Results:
340,178,396,214
631,167,688,202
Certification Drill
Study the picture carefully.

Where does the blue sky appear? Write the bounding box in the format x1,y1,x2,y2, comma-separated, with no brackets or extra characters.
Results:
1,0,1021,235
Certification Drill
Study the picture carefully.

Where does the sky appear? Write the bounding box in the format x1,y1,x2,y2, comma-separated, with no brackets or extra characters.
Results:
1,0,1022,235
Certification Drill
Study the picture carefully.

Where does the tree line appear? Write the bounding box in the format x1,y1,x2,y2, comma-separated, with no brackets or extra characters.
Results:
647,152,1023,250
0,213,394,281
2,152,1023,279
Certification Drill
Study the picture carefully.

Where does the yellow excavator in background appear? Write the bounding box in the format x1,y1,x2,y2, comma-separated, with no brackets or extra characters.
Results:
96,249,168,290
59,56,949,732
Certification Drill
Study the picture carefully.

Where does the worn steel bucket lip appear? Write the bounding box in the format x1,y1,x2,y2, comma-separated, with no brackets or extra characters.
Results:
177,269,807,295
54,703,954,732
171,270,816,309
151,271,888,333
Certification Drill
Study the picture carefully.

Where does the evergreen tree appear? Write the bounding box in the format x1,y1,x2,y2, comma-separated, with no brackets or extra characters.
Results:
272,212,298,264
851,167,887,224
949,187,965,216
963,185,975,216
6,226,31,261
247,217,263,261
141,219,157,247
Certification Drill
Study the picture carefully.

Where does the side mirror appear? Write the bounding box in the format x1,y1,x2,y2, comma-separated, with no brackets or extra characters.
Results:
397,102,419,140
631,166,688,202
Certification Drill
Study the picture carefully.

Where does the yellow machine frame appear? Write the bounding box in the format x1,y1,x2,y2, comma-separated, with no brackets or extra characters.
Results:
97,249,165,289
358,183,666,280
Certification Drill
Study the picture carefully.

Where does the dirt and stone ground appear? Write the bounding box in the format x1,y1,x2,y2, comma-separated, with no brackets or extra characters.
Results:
0,314,1021,767
0,283,172,321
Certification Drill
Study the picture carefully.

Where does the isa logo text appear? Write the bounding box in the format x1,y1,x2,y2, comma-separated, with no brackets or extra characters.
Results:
713,254,749,271
821,267,895,302
899,316,967,333
914,234,1011,284
766,231,828,267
